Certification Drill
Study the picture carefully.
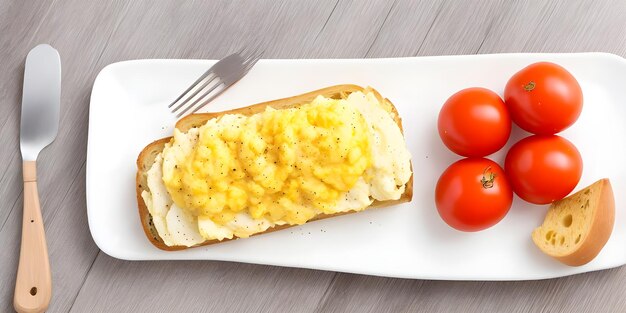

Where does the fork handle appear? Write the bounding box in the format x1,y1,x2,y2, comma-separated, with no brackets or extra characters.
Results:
14,161,51,313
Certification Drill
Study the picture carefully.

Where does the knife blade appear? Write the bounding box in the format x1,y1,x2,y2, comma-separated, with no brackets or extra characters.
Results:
14,44,61,313
20,44,61,161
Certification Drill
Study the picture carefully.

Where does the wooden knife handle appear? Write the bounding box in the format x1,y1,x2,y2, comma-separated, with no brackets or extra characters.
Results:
14,161,51,313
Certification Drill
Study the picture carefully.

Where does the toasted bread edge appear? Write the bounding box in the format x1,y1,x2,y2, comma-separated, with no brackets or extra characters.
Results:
531,179,615,266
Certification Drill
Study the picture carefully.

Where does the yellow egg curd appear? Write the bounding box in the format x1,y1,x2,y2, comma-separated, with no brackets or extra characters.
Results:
162,96,372,227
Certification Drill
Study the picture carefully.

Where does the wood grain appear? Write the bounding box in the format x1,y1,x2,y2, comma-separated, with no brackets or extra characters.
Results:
14,161,52,313
0,0,624,312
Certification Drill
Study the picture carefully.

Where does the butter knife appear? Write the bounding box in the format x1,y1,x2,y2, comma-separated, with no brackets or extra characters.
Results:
14,44,60,313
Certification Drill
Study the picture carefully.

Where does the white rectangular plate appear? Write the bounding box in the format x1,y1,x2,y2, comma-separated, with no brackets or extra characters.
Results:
87,53,626,280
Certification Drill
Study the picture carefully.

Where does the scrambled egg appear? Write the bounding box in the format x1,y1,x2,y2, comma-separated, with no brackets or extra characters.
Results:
141,91,412,247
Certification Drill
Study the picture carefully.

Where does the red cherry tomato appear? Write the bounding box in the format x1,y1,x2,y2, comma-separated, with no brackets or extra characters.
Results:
435,158,513,232
505,135,583,204
438,87,511,157
504,62,583,134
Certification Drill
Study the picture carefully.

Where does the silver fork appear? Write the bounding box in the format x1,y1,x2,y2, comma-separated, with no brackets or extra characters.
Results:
169,46,263,117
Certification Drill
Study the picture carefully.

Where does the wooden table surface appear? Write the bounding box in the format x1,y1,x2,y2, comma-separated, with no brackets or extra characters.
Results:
1,0,625,312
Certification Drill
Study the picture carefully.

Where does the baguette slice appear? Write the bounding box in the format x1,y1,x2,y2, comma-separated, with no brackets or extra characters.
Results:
531,179,615,266
136,84,414,251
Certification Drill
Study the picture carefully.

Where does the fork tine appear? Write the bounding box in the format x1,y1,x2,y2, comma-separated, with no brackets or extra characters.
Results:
171,74,219,113
169,52,241,111
243,54,261,68
240,56,262,76
177,78,224,115
185,47,264,115
185,55,263,117
244,44,262,60
244,48,264,65
239,49,263,75
242,62,258,75
168,69,215,108
171,43,264,117
239,45,254,60
242,39,264,58
241,45,252,54
187,85,228,116
177,84,225,118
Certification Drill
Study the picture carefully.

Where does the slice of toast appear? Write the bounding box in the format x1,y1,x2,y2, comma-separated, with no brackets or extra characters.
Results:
531,179,615,266
136,84,414,251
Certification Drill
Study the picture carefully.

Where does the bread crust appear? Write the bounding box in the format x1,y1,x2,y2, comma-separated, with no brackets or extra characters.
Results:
532,179,615,266
136,85,413,251
555,179,615,266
